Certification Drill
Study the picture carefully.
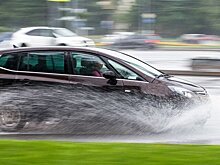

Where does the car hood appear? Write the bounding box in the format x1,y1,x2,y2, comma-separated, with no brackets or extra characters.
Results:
162,76,205,92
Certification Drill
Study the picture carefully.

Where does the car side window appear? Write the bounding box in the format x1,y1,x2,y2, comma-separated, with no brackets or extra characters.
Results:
0,53,19,70
26,29,41,36
18,51,65,74
108,59,143,81
71,52,109,77
26,29,53,37
39,29,53,37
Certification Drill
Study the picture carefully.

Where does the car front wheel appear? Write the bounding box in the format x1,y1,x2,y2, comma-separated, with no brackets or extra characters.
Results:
0,105,26,132
58,43,66,46
21,43,27,47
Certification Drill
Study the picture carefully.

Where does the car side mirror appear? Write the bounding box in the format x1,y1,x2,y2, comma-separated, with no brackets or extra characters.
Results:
103,71,117,85
52,33,57,38
103,71,116,79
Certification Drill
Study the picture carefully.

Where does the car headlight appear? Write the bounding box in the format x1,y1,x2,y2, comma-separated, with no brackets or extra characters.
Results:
169,86,194,98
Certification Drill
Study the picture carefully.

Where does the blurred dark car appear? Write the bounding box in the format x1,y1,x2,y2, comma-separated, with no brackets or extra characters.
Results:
191,57,220,70
110,34,158,49
0,47,209,131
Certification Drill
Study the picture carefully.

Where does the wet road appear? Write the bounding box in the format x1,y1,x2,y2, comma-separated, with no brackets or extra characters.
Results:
1,50,220,145
122,50,220,71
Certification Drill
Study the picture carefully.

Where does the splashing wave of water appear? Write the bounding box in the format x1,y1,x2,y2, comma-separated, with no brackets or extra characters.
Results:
0,84,211,134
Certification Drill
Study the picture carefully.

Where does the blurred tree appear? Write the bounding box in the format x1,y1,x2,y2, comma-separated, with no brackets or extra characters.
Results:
58,0,116,35
0,0,47,31
79,0,113,35
152,0,216,37
0,0,220,36
127,0,220,37
81,0,116,35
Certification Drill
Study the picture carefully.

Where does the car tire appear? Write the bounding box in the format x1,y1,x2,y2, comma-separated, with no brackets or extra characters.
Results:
0,105,27,132
21,43,27,47
147,44,155,49
58,43,66,46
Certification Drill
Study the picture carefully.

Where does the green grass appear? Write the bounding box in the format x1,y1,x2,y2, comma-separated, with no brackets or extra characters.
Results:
0,140,220,165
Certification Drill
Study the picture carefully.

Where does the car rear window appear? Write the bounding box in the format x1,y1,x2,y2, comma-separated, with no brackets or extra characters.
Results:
0,53,19,70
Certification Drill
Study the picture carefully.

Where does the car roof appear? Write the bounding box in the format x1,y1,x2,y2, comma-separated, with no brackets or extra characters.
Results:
0,46,155,82
15,26,67,33
0,46,115,55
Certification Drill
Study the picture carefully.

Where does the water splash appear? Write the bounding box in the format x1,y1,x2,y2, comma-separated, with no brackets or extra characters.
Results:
0,84,210,135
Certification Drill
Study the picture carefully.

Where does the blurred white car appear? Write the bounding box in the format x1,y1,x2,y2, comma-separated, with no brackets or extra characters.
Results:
11,26,95,47
101,32,135,45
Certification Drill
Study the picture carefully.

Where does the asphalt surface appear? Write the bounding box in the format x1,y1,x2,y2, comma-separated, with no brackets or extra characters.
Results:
122,49,220,71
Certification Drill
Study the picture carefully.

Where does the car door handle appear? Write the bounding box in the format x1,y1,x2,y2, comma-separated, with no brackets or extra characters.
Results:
20,79,31,85
71,83,84,89
21,78,30,82
125,89,131,93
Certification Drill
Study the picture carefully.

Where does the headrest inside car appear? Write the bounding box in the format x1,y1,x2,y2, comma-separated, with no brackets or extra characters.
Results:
81,58,92,67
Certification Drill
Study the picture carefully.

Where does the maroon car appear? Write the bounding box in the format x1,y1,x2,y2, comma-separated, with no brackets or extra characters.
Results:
0,47,209,132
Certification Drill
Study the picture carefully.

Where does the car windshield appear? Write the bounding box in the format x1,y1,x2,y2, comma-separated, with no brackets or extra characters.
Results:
53,28,77,37
0,32,12,41
101,49,163,78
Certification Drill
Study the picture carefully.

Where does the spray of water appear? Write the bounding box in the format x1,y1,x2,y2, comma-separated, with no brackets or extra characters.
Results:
0,84,211,135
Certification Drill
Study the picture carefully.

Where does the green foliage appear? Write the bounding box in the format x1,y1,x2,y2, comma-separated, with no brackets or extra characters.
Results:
0,0,220,36
153,0,220,36
0,140,220,165
0,0,47,29
127,0,220,37
0,27,12,33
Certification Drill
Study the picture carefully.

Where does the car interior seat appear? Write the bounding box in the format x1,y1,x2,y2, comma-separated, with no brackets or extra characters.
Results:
4,57,17,70
71,57,77,74
19,63,28,71
33,56,48,72
80,59,93,76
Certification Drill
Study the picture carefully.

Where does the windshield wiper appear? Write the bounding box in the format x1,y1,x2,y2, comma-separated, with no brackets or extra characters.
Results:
151,73,171,83
157,73,170,78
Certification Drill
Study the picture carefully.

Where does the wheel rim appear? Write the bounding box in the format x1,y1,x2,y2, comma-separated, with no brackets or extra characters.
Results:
0,110,21,128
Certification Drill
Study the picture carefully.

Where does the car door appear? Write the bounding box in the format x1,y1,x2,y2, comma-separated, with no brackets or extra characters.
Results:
9,50,70,124
69,51,125,94
26,29,55,46
69,51,155,96
106,59,148,95
67,51,128,129
106,58,170,98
